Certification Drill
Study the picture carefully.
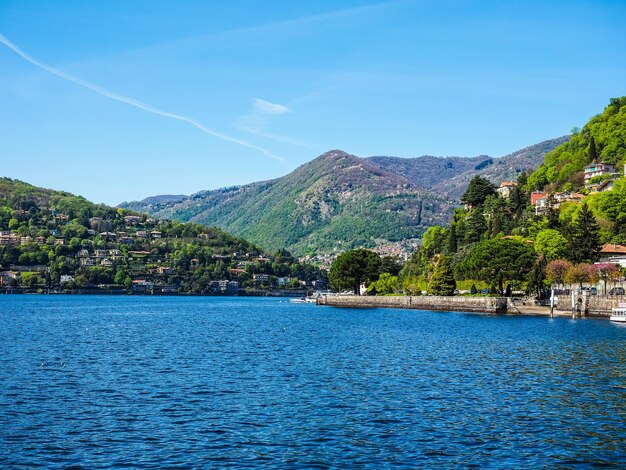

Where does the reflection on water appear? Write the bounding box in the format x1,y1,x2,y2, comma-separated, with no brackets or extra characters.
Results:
1,296,625,467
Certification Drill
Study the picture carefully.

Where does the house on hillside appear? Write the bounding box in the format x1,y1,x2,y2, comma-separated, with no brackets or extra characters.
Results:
124,215,143,225
253,274,271,286
496,181,517,199
533,191,584,215
587,179,615,193
131,280,154,292
0,232,20,245
0,271,21,285
599,244,626,267
209,280,239,295
584,162,615,184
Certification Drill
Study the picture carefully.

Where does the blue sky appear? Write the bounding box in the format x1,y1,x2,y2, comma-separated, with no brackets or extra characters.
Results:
1,0,625,205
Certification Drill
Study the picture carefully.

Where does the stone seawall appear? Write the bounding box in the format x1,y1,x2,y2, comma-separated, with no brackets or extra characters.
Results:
554,294,623,317
317,295,508,313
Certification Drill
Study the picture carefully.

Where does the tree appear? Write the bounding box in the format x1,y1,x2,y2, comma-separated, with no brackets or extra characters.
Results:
461,176,497,208
367,273,398,295
402,276,422,295
568,202,601,263
564,263,594,290
463,210,487,245
427,255,456,296
457,237,535,295
588,136,598,161
526,254,548,297
546,259,572,287
534,229,569,261
592,263,619,295
379,256,403,276
447,222,458,253
329,249,381,295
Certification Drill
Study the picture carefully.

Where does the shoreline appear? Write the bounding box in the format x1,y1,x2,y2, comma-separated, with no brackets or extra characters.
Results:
317,295,612,318
0,287,309,298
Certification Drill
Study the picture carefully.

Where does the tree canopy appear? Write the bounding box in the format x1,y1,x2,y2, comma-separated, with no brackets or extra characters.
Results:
460,176,497,207
329,249,381,295
567,202,601,263
427,255,456,296
457,237,536,295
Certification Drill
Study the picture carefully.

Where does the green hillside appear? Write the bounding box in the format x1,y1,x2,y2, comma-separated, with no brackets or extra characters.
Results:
124,138,566,257
0,177,325,293
528,97,626,191
142,150,457,255
400,97,626,296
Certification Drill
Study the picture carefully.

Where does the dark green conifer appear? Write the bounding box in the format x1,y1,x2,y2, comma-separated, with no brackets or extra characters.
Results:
460,176,497,208
589,136,598,161
427,255,456,296
447,223,457,253
568,202,601,263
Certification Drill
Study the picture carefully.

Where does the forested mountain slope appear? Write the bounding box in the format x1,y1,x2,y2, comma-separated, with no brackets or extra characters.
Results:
121,137,568,256
137,150,456,255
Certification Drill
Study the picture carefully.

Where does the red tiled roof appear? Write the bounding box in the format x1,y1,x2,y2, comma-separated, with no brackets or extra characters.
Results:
600,244,626,254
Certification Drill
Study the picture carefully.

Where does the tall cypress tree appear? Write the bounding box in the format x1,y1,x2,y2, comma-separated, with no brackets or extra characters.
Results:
568,202,601,263
447,222,457,254
588,136,598,161
427,255,456,296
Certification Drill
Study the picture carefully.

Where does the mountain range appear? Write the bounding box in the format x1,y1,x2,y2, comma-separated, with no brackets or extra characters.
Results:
120,136,569,256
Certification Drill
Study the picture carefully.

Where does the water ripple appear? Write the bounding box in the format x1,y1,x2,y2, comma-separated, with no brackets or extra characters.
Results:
2,296,626,467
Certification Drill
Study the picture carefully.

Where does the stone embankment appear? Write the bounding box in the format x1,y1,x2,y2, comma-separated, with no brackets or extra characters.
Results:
553,294,624,317
317,295,508,313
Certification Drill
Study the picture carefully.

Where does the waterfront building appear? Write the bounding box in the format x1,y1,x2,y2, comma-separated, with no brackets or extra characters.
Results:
599,244,626,267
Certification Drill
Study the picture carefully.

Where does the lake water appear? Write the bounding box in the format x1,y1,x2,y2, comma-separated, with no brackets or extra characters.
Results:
1,295,626,468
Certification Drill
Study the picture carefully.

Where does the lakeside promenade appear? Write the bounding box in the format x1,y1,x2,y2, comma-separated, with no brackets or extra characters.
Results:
318,294,616,318
317,294,508,314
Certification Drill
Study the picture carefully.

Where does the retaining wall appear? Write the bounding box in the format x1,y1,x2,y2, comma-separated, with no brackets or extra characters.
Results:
317,295,508,313
554,294,624,317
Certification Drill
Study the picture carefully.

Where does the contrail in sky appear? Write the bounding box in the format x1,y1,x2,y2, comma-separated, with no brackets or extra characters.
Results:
0,34,284,163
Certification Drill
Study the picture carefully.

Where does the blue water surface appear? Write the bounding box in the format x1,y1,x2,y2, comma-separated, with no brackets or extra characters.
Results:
1,295,626,468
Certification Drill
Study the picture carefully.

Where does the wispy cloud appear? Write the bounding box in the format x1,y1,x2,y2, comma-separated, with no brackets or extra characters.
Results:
254,98,291,115
0,33,285,163
236,98,321,150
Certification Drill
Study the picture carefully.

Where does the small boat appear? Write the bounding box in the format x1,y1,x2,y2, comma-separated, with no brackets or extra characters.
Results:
610,303,626,322
289,296,318,304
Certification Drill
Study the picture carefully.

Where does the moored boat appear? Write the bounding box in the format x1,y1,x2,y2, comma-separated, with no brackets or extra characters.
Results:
290,296,318,304
610,303,626,322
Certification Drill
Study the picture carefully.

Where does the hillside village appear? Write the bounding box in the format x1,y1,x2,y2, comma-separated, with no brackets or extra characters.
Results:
0,185,327,294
